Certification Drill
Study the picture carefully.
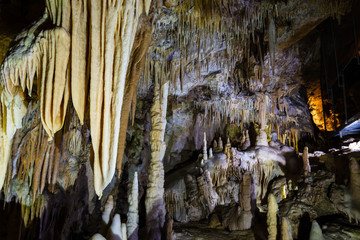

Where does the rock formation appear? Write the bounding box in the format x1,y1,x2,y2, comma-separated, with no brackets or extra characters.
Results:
127,171,139,240
281,217,293,240
302,146,311,172
145,80,169,239
267,193,278,240
0,0,358,239
309,220,324,240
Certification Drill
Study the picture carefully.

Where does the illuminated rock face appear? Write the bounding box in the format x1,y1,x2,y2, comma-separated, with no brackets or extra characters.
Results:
0,0,152,197
0,0,358,239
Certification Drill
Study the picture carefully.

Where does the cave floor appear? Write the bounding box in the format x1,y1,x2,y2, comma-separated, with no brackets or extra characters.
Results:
173,222,255,240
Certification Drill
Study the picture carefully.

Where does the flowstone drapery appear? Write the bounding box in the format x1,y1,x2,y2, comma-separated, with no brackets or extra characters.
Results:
0,0,152,197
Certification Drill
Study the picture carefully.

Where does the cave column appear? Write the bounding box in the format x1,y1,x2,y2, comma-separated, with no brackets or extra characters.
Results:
145,80,169,239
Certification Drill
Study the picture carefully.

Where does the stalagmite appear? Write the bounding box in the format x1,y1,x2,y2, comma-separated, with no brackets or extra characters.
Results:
213,140,217,150
108,214,123,240
281,217,293,240
238,172,253,230
203,132,208,161
209,148,213,158
224,138,231,160
102,195,114,226
267,193,278,240
121,223,128,240
241,130,251,150
90,233,106,240
201,132,208,166
218,137,223,152
256,94,268,146
302,147,311,173
239,172,252,212
145,81,169,239
309,220,324,240
350,157,360,211
127,172,139,240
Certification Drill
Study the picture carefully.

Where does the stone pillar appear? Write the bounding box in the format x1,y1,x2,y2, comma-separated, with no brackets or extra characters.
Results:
145,81,169,239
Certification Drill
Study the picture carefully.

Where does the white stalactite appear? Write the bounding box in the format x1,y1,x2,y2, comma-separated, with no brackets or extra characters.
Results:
127,171,139,240
145,81,169,238
0,0,153,197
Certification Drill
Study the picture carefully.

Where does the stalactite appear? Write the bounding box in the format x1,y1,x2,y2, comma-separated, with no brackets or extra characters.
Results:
116,23,153,177
127,171,139,240
145,81,169,239
268,11,276,75
38,28,71,139
70,0,88,124
31,128,50,200
89,0,142,197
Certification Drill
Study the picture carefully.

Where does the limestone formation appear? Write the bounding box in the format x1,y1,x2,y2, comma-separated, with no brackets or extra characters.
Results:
108,214,123,240
255,94,269,146
203,132,208,162
218,137,223,152
281,217,293,240
209,148,213,158
121,223,127,240
241,130,251,150
302,146,311,173
350,158,360,212
309,220,324,240
0,0,153,198
102,195,114,226
267,193,278,240
90,233,106,240
145,81,169,239
127,171,139,240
